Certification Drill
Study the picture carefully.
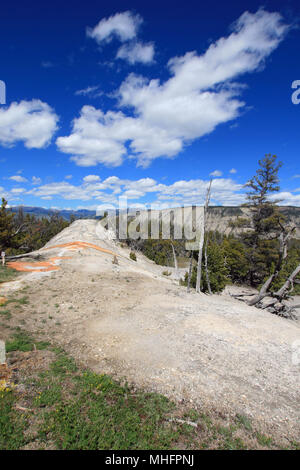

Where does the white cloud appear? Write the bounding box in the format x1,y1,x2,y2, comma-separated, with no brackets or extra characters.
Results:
11,187,26,194
210,170,223,177
9,175,28,183
56,106,127,167
0,186,10,199
83,175,101,182
32,176,42,185
123,189,146,199
75,86,103,97
28,182,93,201
59,10,288,168
270,191,300,206
8,174,300,207
230,168,237,174
26,175,245,206
87,11,142,44
0,100,58,148
117,42,154,64
65,175,73,180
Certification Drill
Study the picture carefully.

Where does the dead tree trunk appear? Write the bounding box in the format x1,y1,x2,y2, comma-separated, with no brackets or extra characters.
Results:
204,236,212,295
171,242,178,277
275,263,300,299
248,226,295,306
196,179,212,294
195,219,204,293
187,251,193,293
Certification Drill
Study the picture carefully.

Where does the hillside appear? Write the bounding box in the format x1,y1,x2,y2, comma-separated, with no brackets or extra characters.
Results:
1,219,299,446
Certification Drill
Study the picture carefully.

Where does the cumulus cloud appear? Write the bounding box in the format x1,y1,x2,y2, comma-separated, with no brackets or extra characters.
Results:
11,187,26,194
27,175,245,206
28,182,92,201
87,11,142,44
230,168,237,174
56,106,127,167
32,176,42,185
12,174,300,207
0,100,58,148
83,175,101,182
9,175,28,183
210,170,223,177
270,191,300,206
116,42,154,64
59,10,288,168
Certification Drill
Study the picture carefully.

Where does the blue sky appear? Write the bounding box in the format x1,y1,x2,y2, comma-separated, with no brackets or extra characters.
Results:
0,0,300,210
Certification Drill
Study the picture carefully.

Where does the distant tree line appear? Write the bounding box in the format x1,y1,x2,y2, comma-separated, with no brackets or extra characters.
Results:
0,199,71,255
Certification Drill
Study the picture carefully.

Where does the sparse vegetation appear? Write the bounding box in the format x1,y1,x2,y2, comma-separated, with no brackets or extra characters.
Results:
0,198,70,256
0,266,19,284
0,291,298,450
6,330,50,352
1,333,295,450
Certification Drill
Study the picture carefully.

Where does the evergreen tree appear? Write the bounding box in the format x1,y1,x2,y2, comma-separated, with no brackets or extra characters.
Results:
0,198,16,252
222,236,248,284
240,154,284,286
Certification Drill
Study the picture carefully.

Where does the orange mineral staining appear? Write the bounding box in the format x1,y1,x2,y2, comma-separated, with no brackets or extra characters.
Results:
42,241,117,256
7,241,118,273
7,257,68,272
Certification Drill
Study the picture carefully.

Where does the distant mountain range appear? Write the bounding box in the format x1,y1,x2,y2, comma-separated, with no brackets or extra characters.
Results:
9,206,97,220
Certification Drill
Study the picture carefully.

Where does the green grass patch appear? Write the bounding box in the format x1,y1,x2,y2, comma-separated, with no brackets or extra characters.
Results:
256,433,273,447
0,309,11,319
0,265,19,284
38,364,180,450
0,329,297,450
235,413,252,431
2,296,29,308
6,330,50,352
0,389,28,450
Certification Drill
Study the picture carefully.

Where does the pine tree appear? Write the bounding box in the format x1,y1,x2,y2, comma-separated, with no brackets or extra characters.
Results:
241,154,284,286
0,198,16,252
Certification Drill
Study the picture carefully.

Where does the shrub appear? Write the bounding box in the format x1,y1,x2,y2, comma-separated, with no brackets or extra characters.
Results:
129,252,137,261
